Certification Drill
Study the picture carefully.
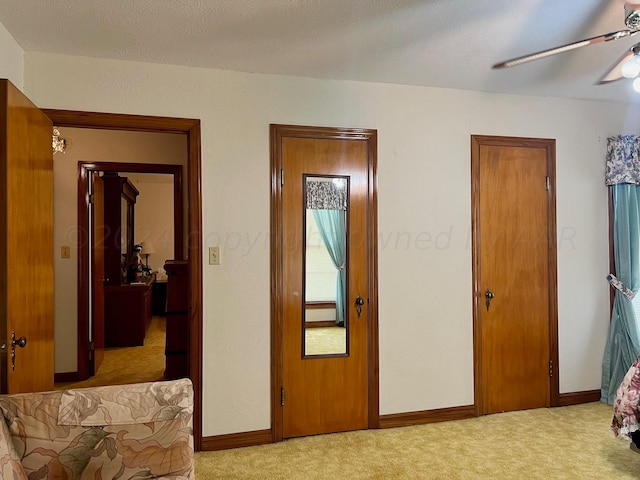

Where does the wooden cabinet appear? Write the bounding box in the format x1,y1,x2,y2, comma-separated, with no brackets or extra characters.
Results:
100,173,151,347
101,174,138,287
152,280,168,316
164,260,189,379
104,281,152,347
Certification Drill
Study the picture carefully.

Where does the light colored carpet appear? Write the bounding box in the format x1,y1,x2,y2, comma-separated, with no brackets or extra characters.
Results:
195,402,640,479
55,316,166,389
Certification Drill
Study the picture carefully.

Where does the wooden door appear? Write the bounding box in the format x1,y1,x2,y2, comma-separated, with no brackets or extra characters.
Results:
273,125,378,439
471,135,558,414
91,173,105,375
0,79,54,393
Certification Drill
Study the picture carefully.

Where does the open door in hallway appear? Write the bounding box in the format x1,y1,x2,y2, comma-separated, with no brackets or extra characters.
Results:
0,79,54,393
271,124,379,439
45,109,203,450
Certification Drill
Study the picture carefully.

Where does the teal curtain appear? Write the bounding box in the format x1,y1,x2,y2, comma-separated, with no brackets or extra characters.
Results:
601,184,640,404
312,209,347,326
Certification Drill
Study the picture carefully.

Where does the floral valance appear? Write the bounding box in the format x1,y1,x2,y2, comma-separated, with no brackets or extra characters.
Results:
306,179,347,210
606,135,640,186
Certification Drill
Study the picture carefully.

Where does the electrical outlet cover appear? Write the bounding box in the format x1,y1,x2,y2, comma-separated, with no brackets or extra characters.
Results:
209,246,220,265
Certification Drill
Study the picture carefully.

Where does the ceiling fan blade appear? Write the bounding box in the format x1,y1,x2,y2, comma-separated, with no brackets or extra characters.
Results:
493,30,637,69
596,48,637,84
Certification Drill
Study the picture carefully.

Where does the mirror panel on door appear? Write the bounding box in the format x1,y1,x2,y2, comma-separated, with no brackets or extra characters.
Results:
304,176,349,357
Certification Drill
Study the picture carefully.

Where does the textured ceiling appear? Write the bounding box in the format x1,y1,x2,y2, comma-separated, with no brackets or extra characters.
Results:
2,0,640,103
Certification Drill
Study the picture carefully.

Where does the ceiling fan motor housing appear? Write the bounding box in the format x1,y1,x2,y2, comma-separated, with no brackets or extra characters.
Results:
625,4,640,30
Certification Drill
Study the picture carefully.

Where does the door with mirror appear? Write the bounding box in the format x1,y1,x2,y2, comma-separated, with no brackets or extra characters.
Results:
275,126,377,439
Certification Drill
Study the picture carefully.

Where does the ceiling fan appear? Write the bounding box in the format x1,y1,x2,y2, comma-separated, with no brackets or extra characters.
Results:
493,2,640,85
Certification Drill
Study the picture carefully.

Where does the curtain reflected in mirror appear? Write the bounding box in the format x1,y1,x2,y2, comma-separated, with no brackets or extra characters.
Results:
304,176,348,357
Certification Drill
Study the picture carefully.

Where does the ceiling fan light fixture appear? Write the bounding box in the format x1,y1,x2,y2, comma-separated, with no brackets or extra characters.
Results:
621,56,640,78
633,77,640,92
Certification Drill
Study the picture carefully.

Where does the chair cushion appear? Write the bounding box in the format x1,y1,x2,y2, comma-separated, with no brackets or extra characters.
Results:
0,379,194,479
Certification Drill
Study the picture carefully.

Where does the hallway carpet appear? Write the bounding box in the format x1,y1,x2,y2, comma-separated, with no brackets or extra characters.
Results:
55,316,166,389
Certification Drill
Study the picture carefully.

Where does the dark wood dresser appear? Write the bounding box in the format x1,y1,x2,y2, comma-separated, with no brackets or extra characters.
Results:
164,260,189,379
152,279,168,316
104,279,153,348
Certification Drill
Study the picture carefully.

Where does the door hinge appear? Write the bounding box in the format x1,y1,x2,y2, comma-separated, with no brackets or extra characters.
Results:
281,386,285,406
549,359,553,377
280,169,284,187
89,194,95,204
89,341,95,351
546,176,550,191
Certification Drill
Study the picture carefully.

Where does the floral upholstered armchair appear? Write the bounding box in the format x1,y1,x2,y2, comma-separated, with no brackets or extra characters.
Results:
0,378,194,479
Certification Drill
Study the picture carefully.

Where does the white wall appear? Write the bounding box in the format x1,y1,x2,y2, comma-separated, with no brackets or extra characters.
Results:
131,176,175,271
0,20,23,88
52,127,186,373
23,52,638,437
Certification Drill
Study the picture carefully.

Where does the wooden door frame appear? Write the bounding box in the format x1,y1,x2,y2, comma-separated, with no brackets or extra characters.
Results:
90,173,105,376
470,134,559,415
79,162,183,376
270,124,379,442
43,109,203,450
